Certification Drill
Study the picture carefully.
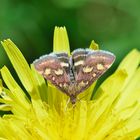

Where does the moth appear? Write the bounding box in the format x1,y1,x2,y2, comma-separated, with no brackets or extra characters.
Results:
33,48,115,104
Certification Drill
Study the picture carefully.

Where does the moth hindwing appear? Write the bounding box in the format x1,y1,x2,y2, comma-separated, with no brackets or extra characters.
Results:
33,48,115,104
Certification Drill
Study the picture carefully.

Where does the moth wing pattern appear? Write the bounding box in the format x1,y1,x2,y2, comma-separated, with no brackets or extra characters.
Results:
33,48,115,103
72,49,90,77
33,53,71,95
72,49,115,94
72,49,91,77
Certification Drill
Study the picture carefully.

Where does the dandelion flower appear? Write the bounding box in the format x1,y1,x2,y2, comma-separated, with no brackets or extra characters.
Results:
0,27,140,140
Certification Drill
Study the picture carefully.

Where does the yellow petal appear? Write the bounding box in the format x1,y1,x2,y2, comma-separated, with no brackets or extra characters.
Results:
117,49,140,87
72,101,87,140
0,104,12,111
89,40,99,50
31,64,48,102
115,68,140,111
1,39,39,97
93,70,127,100
53,26,70,55
1,40,48,121
1,66,30,106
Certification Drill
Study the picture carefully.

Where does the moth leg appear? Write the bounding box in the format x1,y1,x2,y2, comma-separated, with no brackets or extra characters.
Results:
64,98,70,112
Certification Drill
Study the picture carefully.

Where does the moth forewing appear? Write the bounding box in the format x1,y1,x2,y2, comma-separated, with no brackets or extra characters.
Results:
33,48,115,104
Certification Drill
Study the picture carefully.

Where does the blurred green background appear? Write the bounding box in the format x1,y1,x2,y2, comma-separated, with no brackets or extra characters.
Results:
0,1,140,137
0,0,140,80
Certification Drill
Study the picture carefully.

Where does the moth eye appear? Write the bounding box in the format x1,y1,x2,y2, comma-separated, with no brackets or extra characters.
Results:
44,68,51,75
54,69,64,75
83,66,93,73
96,63,104,70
